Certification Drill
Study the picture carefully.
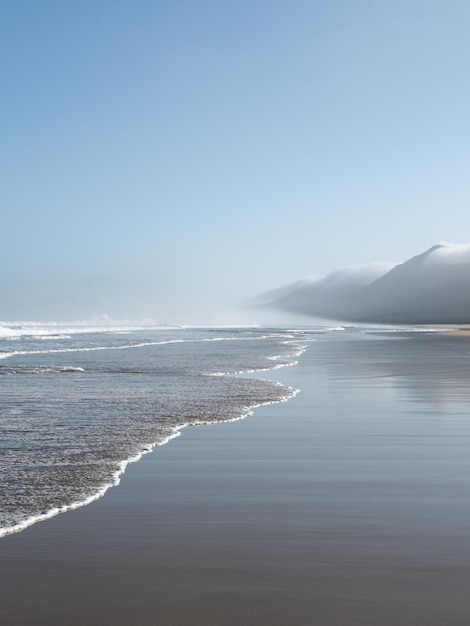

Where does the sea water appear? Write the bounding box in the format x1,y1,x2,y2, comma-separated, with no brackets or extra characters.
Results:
0,323,307,537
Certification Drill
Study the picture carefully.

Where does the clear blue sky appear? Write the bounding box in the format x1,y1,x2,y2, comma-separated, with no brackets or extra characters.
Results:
2,0,470,322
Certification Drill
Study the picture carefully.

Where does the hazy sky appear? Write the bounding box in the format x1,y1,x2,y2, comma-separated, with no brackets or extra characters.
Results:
2,1,470,322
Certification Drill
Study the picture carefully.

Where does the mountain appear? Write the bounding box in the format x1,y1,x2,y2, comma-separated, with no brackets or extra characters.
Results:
268,243,470,324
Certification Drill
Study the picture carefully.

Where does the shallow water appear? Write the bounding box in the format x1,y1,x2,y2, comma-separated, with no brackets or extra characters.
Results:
0,324,305,535
3,325,470,624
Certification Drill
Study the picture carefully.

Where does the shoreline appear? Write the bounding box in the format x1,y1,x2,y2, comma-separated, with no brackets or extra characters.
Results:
3,333,470,625
420,323,470,336
0,339,305,540
1,358,310,626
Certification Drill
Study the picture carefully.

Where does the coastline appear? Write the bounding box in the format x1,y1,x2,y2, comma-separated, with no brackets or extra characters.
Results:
3,333,470,625
0,331,304,540
420,323,470,336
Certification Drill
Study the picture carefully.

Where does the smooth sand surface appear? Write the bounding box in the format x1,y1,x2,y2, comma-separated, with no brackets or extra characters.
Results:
422,324,470,336
2,335,470,625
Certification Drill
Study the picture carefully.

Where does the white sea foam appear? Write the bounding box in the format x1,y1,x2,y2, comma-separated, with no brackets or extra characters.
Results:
1,366,85,375
0,321,262,340
0,334,289,361
0,333,306,539
0,430,182,539
0,382,300,540
0,320,175,340
0,381,301,540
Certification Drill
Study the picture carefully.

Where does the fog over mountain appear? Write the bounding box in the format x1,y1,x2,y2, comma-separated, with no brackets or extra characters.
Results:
266,243,470,325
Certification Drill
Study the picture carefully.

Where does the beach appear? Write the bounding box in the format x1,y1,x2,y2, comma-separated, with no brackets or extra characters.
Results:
2,329,470,625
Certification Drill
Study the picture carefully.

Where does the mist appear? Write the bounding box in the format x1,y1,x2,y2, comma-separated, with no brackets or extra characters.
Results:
267,243,470,325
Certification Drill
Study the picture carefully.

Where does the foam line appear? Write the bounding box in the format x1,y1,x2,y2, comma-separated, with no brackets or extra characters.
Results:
0,339,306,539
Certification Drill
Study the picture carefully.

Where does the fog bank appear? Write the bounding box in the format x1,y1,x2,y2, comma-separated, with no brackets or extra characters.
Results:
267,243,470,324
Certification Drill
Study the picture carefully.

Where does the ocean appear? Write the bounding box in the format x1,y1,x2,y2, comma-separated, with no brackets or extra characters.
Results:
3,323,470,624
0,323,306,537
3,321,470,545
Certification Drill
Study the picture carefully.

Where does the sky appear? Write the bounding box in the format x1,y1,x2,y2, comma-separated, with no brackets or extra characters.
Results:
2,0,470,323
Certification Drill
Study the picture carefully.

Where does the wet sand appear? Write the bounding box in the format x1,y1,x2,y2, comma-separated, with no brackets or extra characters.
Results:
2,332,470,625
422,324,470,336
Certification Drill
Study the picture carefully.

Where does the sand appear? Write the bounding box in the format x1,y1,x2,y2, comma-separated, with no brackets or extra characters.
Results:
421,323,470,335
2,335,470,625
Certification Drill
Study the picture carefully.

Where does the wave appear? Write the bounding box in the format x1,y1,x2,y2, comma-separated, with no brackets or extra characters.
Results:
2,395,300,539
0,430,181,539
0,322,162,339
0,333,292,362
0,342,304,539
0,321,263,340
0,366,85,375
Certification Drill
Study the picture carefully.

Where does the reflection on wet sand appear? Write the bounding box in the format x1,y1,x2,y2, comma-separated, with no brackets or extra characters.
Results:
311,330,470,413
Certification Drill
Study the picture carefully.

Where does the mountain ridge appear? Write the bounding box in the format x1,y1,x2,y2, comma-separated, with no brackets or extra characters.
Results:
267,243,470,324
